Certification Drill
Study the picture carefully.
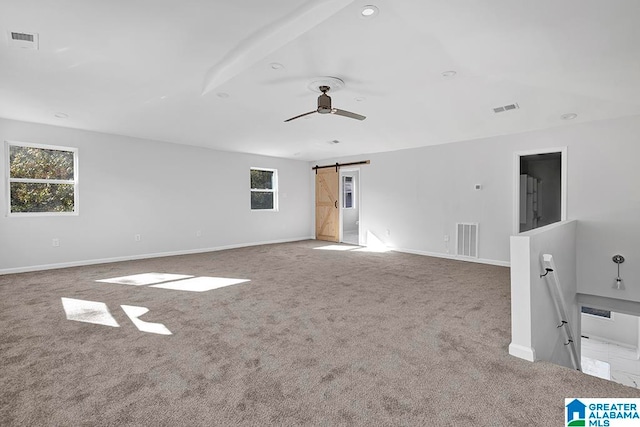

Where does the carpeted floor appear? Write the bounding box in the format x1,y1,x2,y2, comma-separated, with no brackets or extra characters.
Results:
1,240,638,426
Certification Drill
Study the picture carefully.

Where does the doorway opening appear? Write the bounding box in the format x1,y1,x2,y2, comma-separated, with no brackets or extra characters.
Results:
514,148,567,234
340,169,360,245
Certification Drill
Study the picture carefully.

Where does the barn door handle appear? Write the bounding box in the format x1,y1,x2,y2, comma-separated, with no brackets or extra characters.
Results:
335,200,338,209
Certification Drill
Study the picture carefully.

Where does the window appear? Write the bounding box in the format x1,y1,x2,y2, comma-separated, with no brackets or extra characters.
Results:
7,141,78,215
250,168,277,211
343,175,354,209
581,306,612,319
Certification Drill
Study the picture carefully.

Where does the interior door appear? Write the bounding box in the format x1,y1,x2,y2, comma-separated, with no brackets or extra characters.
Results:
315,167,339,242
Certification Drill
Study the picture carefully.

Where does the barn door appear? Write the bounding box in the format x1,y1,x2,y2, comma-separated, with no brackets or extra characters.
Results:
315,167,339,242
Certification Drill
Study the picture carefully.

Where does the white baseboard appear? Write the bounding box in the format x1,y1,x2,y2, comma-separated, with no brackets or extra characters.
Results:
0,236,315,275
509,343,536,362
392,247,510,267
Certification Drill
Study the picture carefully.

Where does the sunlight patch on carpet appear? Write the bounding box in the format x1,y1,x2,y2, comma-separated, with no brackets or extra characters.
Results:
352,246,391,253
150,277,250,292
314,245,361,251
61,297,120,327
96,273,193,286
121,305,172,335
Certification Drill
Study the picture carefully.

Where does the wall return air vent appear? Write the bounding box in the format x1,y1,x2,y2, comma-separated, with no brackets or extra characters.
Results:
456,222,478,258
8,31,39,49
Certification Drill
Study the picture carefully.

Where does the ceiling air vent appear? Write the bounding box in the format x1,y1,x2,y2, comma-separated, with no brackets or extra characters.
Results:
8,31,39,49
493,103,519,114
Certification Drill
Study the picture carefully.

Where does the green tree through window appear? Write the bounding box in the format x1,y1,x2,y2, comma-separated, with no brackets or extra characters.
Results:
250,168,277,210
8,143,78,214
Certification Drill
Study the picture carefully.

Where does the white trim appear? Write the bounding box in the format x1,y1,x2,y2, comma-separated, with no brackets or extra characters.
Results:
392,246,510,267
508,343,536,362
0,235,314,275
512,146,567,235
6,140,79,216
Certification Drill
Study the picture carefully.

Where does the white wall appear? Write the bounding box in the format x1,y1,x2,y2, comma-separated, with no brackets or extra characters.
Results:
0,118,313,272
582,312,639,348
509,220,578,368
313,114,640,301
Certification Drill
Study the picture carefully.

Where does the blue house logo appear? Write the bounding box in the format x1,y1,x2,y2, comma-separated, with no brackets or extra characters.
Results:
566,399,586,426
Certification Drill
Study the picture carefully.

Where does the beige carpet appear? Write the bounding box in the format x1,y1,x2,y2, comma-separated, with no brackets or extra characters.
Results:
1,240,638,426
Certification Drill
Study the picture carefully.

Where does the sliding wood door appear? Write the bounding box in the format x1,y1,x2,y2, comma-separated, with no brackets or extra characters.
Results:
315,167,339,242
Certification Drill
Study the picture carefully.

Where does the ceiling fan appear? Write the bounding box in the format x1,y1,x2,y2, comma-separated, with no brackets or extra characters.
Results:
284,85,366,122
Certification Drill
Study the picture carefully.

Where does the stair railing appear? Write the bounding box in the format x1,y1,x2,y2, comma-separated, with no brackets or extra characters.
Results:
541,253,581,371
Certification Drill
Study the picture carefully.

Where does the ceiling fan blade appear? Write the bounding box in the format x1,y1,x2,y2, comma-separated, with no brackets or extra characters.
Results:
331,109,366,121
284,110,317,122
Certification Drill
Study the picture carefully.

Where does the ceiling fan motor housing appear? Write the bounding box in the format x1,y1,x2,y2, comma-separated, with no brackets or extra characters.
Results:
317,93,332,114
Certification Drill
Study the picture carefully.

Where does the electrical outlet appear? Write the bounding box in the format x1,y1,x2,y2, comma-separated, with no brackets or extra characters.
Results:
386,229,391,236
134,234,141,242
52,238,60,247
196,230,202,237
444,234,450,242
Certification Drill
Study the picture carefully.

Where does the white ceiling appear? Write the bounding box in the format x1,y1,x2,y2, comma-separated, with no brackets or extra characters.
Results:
2,0,640,161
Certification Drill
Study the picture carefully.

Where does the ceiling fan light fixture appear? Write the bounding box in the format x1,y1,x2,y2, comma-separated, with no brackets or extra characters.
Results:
361,5,379,18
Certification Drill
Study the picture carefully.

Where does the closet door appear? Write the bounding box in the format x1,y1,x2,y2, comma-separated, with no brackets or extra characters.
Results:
315,168,339,242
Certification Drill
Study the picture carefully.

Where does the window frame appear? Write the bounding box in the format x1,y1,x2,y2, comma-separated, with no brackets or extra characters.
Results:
581,306,613,321
5,140,79,217
250,167,278,212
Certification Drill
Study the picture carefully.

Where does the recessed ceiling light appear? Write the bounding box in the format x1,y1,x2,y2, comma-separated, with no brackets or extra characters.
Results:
561,113,577,120
355,96,366,102
441,70,457,78
270,62,284,70
54,112,68,119
217,92,229,99
361,5,379,18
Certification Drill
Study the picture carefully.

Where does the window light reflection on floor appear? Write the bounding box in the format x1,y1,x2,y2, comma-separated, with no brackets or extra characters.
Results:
61,297,120,327
96,273,193,286
314,245,359,251
313,231,391,253
150,277,249,292
96,273,250,293
121,305,172,335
